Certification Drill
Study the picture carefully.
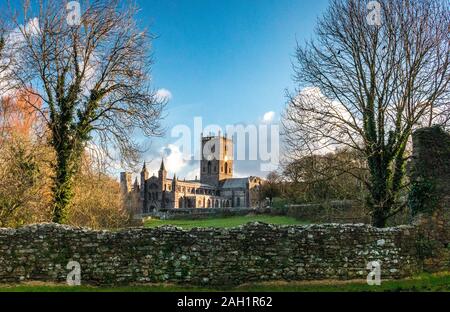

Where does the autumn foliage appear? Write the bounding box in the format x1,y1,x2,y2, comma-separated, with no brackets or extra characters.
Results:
0,89,44,138
0,89,131,229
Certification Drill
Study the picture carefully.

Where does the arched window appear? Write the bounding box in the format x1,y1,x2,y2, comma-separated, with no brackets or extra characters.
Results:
207,161,212,174
236,197,241,207
224,162,228,174
207,199,211,208
215,200,219,208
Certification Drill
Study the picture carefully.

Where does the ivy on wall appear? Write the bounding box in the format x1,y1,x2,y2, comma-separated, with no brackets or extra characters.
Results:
408,126,450,216
409,178,438,216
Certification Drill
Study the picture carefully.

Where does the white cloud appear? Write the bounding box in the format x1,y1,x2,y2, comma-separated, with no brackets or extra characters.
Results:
0,18,41,95
163,144,186,174
284,87,360,156
263,111,275,123
156,88,172,102
8,17,40,45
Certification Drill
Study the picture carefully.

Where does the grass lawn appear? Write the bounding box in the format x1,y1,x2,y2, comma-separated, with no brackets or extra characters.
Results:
0,273,448,292
144,215,309,229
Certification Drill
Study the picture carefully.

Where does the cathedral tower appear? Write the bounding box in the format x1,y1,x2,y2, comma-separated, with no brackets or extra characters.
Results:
158,159,167,191
200,134,233,186
140,162,149,200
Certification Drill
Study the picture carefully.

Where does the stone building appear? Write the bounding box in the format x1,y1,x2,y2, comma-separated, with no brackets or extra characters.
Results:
121,135,263,214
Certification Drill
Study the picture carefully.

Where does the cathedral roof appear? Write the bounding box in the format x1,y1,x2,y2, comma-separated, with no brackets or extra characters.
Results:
221,178,249,189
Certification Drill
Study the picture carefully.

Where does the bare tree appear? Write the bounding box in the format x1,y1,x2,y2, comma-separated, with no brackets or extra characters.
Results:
0,19,12,134
282,149,368,203
283,0,450,227
260,171,282,207
8,0,165,223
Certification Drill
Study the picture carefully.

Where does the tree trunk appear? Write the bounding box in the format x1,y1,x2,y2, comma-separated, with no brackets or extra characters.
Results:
372,208,387,228
51,142,82,224
52,155,74,223
367,152,391,228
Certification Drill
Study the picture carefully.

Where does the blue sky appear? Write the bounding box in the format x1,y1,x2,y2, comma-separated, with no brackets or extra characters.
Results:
134,0,329,178
4,0,330,179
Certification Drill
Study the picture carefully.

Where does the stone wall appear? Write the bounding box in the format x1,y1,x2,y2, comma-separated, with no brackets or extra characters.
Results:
410,126,450,271
411,126,450,216
0,223,420,286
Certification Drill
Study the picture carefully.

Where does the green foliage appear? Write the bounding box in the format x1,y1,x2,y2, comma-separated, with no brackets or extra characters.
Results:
409,179,439,216
260,172,282,206
407,126,450,217
271,197,289,214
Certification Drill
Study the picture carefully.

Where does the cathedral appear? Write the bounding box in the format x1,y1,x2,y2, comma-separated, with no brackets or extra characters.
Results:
120,134,264,215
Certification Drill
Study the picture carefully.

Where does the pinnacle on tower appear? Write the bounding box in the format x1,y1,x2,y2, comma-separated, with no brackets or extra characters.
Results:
160,159,166,171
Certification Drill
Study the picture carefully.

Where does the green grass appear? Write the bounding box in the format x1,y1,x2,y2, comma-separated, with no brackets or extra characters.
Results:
144,215,309,229
0,273,448,292
239,272,450,292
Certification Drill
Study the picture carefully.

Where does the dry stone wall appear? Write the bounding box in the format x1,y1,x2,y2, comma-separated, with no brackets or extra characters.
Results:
0,223,420,286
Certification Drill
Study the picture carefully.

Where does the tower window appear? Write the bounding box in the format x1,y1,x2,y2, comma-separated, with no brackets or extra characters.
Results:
207,161,212,174
224,162,228,174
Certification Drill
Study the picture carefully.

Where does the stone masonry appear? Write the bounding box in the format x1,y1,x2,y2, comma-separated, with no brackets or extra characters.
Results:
0,222,420,286
410,126,450,270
